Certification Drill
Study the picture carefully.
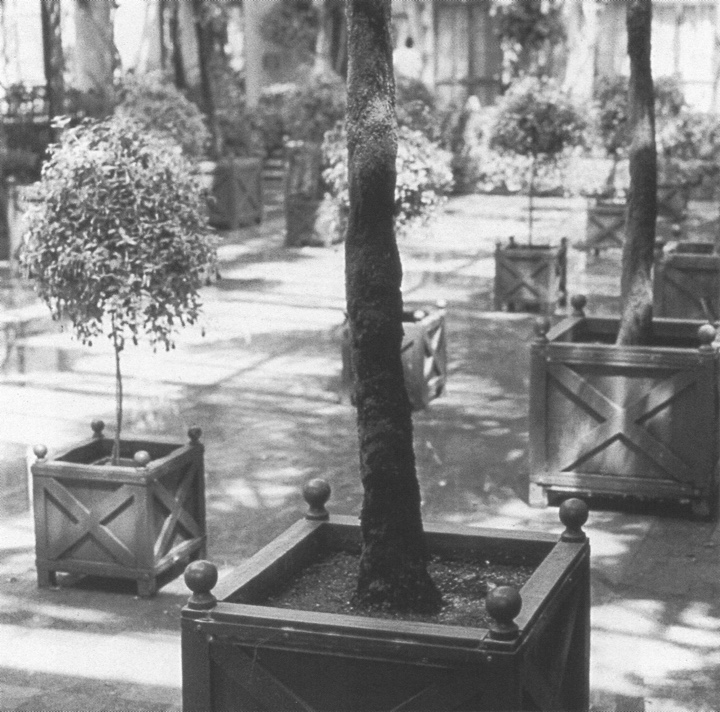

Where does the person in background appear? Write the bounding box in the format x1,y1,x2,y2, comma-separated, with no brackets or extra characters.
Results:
393,36,423,81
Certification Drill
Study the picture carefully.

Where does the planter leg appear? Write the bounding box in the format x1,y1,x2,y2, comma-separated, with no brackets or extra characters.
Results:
528,482,549,508
37,568,57,588
137,576,157,598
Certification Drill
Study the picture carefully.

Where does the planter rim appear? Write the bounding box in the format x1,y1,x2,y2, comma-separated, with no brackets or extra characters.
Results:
32,434,194,484
544,315,714,355
188,515,587,654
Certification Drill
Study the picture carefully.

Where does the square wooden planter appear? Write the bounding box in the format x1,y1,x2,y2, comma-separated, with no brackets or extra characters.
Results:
494,239,567,314
181,487,590,712
341,302,447,410
654,241,720,321
200,157,264,229
585,200,625,254
529,308,719,517
586,184,689,255
31,422,206,597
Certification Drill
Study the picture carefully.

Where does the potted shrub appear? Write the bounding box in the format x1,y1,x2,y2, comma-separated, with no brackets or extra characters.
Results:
116,73,263,230
280,72,346,247
654,234,720,321
529,3,719,518
587,75,691,253
182,4,589,710
489,78,586,312
21,116,217,595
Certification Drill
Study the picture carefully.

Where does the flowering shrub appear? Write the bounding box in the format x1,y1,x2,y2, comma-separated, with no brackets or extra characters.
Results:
115,73,210,159
20,116,217,460
322,122,453,239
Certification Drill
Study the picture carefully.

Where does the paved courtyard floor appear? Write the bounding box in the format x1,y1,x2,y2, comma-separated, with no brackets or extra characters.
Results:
1,193,720,710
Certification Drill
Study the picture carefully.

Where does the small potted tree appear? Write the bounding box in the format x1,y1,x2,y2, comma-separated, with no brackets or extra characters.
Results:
529,1,720,518
181,4,590,710
116,73,263,230
653,112,720,319
281,71,346,247
587,74,691,253
489,77,586,313
22,116,217,596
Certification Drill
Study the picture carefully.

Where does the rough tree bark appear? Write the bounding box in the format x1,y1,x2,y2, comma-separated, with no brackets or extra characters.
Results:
40,0,65,131
192,0,223,159
616,0,657,346
346,0,441,613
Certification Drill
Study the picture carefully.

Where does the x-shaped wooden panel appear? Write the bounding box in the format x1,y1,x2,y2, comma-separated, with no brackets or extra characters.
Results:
422,323,445,381
43,479,136,566
661,268,716,320
587,213,624,248
235,173,261,213
548,363,696,482
213,644,484,712
151,467,200,560
498,259,549,302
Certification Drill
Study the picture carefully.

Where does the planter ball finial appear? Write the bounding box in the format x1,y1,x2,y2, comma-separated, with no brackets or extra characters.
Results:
33,444,48,460
698,324,717,352
487,585,522,640
570,294,587,317
91,420,105,439
185,560,218,610
134,450,151,468
303,478,331,520
436,299,447,311
534,317,550,343
188,427,202,444
559,498,589,542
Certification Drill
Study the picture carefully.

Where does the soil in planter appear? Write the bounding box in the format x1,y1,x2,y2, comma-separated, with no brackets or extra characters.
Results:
264,550,534,628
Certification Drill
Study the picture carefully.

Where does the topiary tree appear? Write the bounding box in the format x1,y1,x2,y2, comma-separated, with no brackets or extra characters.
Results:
115,73,210,160
20,116,217,463
490,77,587,243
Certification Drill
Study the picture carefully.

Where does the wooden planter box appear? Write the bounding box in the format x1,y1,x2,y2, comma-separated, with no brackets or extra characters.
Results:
284,140,337,247
586,185,689,255
199,157,263,230
341,303,447,410
181,492,590,712
529,312,719,517
494,239,567,314
31,422,206,597
657,182,690,224
585,200,625,254
654,242,720,321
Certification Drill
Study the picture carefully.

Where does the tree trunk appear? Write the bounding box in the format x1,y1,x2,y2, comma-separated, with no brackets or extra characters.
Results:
73,0,115,115
346,0,441,613
616,0,656,346
192,0,222,159
40,0,65,134
170,3,188,91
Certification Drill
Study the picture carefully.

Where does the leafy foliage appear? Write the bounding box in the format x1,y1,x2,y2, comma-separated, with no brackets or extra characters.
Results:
21,117,216,351
283,73,347,143
115,73,210,159
323,122,453,239
593,74,686,159
490,77,587,159
491,0,565,81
